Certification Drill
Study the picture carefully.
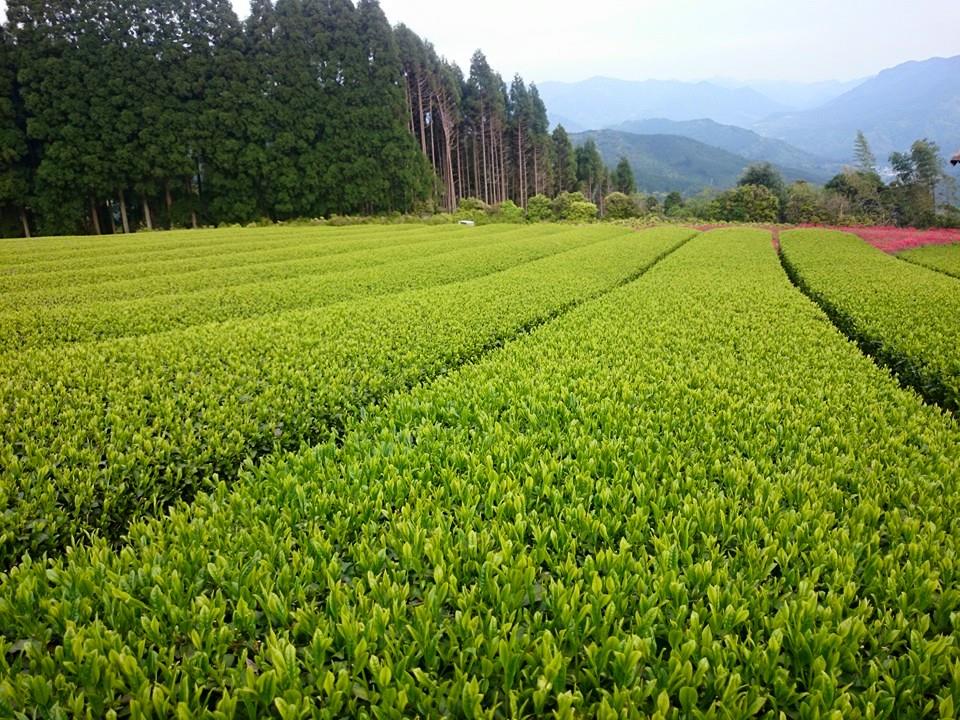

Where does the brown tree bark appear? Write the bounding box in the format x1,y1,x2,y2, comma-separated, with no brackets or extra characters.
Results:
142,194,153,230
185,177,198,229
90,197,102,235
517,120,526,207
19,208,30,238
479,107,490,204
118,190,130,233
436,89,457,211
416,76,427,156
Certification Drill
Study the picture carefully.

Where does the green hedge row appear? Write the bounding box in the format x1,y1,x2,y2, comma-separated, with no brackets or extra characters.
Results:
780,229,960,412
0,226,583,350
0,223,427,271
0,225,465,300
2,228,958,717
898,243,960,280
0,226,694,567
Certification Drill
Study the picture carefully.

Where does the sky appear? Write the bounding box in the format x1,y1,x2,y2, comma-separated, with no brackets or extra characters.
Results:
227,0,960,84
1,0,956,84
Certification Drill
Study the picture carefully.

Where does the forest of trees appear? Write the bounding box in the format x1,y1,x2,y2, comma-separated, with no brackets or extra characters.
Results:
0,0,571,237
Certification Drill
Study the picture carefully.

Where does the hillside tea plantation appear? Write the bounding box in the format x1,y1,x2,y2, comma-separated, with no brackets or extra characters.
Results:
898,242,960,280
2,224,959,718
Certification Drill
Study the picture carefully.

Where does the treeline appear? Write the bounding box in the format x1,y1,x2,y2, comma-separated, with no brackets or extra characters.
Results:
0,1,566,237
665,133,959,227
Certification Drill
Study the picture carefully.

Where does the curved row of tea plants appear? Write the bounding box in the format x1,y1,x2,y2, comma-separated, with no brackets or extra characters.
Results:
898,242,960,279
0,224,473,297
3,228,958,717
0,223,427,271
0,225,520,313
0,226,586,350
0,226,695,567
780,228,960,412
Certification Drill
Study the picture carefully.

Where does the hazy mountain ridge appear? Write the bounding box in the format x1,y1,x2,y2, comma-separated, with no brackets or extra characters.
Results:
611,118,836,177
538,77,790,129
709,77,866,110
544,56,960,168
572,129,824,195
754,56,960,161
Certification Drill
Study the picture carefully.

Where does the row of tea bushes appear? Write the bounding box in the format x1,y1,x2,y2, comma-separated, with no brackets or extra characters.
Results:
2,229,958,716
898,242,960,280
0,226,695,566
0,226,589,349
780,228,960,412
0,225,505,309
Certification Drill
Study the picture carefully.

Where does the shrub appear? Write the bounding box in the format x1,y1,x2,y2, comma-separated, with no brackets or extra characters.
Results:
493,199,524,223
604,192,640,220
565,200,598,223
525,194,554,222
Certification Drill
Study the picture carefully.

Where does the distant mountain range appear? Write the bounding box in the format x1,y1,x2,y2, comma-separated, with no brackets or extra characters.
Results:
541,55,960,177
610,118,838,178
538,77,790,131
754,56,960,161
708,77,866,111
571,130,825,195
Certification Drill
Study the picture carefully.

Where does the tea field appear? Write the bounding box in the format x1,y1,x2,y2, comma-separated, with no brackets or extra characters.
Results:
1,225,959,718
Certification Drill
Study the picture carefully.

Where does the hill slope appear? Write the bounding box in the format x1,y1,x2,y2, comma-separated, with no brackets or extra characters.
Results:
754,55,960,161
611,118,835,178
572,130,823,194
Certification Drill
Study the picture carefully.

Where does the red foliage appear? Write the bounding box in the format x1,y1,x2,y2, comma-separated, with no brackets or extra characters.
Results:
797,225,960,253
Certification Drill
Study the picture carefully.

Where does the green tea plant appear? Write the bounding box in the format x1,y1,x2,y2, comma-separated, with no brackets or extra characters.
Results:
898,242,960,280
0,225,503,309
2,228,957,717
0,226,694,566
780,228,960,412
0,226,590,350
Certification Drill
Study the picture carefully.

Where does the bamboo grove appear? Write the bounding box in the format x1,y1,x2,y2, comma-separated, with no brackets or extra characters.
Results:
0,0,561,237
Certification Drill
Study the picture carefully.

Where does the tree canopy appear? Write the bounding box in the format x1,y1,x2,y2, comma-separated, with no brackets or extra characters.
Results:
1,0,555,235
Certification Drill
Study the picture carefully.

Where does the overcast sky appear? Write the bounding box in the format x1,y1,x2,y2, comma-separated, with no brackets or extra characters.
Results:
2,0,957,84
226,0,960,84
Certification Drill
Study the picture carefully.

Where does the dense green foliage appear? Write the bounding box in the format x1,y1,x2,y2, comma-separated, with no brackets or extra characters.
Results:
3,228,959,717
1,1,557,236
709,184,780,223
899,242,960,279
822,137,957,227
0,225,595,349
3,0,433,234
603,192,640,220
781,228,960,411
0,225,693,566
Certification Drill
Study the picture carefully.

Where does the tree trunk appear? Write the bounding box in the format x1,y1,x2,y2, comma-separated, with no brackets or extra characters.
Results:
165,181,173,226
142,194,153,230
108,202,117,234
19,208,30,238
90,197,102,235
517,121,525,207
454,134,462,207
498,123,507,204
479,111,489,204
416,76,427,156
533,142,539,197
186,177,198,229
118,190,130,233
436,91,457,212
428,98,437,173
402,74,413,135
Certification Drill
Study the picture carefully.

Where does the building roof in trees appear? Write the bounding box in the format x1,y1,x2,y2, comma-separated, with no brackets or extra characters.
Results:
951,151,960,166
